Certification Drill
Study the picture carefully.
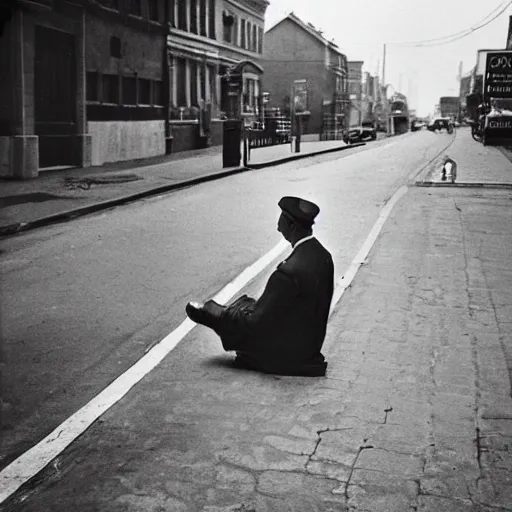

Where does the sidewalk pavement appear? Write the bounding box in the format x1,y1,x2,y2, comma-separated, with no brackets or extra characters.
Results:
418,126,512,186
0,139,358,237
4,132,512,512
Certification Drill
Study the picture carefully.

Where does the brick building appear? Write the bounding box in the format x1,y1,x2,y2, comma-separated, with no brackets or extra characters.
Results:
168,0,268,152
262,13,349,139
0,0,268,179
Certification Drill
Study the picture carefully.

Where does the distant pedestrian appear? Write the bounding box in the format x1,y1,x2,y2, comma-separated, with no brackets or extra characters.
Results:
186,196,334,377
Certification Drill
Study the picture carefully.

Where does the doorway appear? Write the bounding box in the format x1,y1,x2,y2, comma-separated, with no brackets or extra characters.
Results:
34,25,77,168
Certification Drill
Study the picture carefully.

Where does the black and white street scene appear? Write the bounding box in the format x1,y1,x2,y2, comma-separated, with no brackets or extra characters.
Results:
2,0,512,510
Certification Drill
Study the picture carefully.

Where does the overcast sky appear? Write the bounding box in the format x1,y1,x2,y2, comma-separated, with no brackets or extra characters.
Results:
264,0,512,116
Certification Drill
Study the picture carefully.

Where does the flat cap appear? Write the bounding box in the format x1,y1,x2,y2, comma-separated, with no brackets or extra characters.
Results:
278,196,320,227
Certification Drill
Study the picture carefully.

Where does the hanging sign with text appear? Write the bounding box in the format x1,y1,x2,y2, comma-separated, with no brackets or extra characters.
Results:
484,51,512,99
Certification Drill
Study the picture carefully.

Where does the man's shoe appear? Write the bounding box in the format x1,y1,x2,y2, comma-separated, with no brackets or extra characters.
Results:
186,300,225,329
186,301,206,324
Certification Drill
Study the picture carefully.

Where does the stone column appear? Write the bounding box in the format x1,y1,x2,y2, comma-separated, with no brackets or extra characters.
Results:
185,0,190,31
171,56,178,107
8,10,38,179
214,62,221,117
196,0,200,35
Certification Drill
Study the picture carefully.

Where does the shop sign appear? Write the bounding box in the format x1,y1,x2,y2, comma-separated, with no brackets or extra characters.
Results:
486,117,512,129
484,51,512,99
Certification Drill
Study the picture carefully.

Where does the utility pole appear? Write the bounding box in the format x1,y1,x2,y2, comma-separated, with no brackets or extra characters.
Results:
382,43,386,86
382,43,389,134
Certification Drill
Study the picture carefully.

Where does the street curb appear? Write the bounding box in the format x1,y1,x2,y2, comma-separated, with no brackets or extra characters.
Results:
0,143,365,238
0,166,249,238
247,141,366,169
415,181,512,189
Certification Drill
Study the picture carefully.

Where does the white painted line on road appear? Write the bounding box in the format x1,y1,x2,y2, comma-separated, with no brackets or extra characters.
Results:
330,185,408,313
0,239,290,504
0,184,409,503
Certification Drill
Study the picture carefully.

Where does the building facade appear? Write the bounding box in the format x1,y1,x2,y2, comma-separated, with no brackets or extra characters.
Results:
262,13,349,139
0,0,173,177
0,0,269,179
347,61,363,127
168,0,268,152
85,0,170,167
459,72,472,119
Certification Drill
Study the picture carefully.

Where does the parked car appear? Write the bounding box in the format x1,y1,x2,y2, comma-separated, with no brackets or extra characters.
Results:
411,120,424,131
427,117,453,133
343,122,377,144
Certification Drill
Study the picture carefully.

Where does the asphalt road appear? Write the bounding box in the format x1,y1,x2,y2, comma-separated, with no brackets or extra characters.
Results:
0,129,455,475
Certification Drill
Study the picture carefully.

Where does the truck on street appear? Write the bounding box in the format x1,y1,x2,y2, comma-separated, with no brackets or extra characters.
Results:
439,96,461,122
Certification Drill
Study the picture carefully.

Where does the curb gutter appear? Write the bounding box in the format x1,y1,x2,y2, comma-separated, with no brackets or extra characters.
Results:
415,181,512,189
0,142,363,238
248,141,366,169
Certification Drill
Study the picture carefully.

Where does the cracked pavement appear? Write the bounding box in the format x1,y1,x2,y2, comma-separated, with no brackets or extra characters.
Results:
4,186,512,511
2,132,512,512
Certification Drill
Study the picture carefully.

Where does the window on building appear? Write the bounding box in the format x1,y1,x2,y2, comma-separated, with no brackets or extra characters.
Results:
127,0,141,16
243,78,257,110
252,24,257,52
170,0,176,26
102,74,119,104
110,36,122,59
148,0,159,21
240,19,246,48
232,16,238,46
176,58,187,106
190,0,198,34
208,0,215,39
86,71,99,102
246,21,251,50
190,60,198,106
178,0,187,30
139,78,151,104
258,26,263,53
199,63,206,101
223,11,234,43
123,76,137,105
207,64,216,103
199,0,207,36
153,80,164,105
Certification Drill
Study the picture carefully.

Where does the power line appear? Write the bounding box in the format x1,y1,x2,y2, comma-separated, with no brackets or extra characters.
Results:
389,0,512,47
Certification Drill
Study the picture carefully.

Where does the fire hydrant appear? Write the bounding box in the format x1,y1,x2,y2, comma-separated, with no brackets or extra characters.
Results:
441,156,457,183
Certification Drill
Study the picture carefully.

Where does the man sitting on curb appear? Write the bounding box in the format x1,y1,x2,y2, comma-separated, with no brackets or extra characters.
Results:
185,196,334,377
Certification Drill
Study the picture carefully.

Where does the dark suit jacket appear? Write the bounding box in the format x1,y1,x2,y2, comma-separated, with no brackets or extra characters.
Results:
220,237,334,374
